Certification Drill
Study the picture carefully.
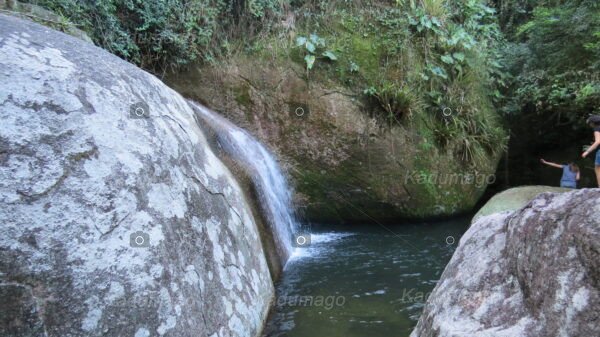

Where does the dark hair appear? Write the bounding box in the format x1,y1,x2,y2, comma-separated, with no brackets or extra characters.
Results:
569,163,579,173
586,116,600,127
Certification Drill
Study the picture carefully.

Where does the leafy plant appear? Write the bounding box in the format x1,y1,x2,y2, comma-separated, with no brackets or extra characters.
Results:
407,7,443,34
295,33,337,72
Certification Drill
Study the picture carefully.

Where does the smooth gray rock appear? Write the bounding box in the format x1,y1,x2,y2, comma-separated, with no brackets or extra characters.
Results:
472,185,571,222
0,14,273,337
411,189,600,337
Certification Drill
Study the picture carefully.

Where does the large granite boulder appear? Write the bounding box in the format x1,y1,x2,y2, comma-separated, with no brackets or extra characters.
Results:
411,189,600,337
0,14,273,337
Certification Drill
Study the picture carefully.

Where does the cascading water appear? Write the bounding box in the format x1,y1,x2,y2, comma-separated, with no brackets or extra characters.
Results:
189,101,298,263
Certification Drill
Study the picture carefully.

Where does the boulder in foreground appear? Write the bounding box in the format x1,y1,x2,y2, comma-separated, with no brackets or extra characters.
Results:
0,14,272,337
412,189,600,337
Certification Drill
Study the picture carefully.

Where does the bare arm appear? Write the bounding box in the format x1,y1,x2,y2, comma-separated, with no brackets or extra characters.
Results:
583,131,600,158
577,171,581,181
540,158,563,169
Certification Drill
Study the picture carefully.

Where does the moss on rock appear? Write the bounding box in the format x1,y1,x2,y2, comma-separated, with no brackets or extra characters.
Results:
473,185,573,222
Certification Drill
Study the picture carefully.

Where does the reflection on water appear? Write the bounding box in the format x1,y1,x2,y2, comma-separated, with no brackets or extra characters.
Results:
264,217,470,337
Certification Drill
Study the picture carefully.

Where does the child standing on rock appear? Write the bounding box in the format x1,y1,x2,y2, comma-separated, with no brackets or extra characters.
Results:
540,159,580,189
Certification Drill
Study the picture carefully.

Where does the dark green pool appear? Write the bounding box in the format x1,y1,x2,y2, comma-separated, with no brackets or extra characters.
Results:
263,217,470,337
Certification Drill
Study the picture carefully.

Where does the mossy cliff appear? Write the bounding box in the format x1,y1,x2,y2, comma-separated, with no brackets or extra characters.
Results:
167,1,507,223
169,64,501,223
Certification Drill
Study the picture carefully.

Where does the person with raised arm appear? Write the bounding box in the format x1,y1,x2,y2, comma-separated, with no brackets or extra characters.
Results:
540,159,580,189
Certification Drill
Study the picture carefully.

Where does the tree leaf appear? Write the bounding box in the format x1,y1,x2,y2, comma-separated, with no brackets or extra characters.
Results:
441,54,454,64
363,86,377,95
452,52,465,61
430,66,448,79
322,51,337,60
304,54,316,70
296,36,307,46
424,19,432,29
482,5,496,14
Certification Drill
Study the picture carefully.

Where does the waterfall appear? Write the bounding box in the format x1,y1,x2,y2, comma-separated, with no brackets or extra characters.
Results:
189,101,298,263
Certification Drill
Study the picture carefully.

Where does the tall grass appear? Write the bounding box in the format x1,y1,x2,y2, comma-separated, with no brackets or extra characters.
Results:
420,0,448,18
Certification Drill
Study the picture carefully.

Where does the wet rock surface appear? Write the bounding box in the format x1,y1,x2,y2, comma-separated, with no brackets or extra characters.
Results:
0,15,273,337
411,189,600,337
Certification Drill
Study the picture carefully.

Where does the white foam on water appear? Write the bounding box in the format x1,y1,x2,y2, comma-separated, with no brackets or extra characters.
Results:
289,232,355,261
311,232,355,244
363,289,387,296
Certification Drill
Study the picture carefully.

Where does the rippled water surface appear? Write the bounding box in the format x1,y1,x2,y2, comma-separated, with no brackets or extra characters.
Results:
263,217,470,337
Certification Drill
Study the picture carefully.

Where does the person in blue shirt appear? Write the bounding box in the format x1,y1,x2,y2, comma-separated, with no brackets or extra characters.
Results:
581,117,600,187
540,159,580,188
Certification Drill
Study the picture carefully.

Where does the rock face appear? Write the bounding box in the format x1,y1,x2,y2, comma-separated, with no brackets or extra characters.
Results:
472,185,571,222
0,15,273,337
411,189,600,337
168,60,501,223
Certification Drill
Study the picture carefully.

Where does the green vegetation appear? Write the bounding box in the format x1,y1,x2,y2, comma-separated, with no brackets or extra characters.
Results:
489,0,600,186
284,0,508,166
500,0,600,125
21,0,284,74
295,34,337,71
16,1,598,178
17,0,510,168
